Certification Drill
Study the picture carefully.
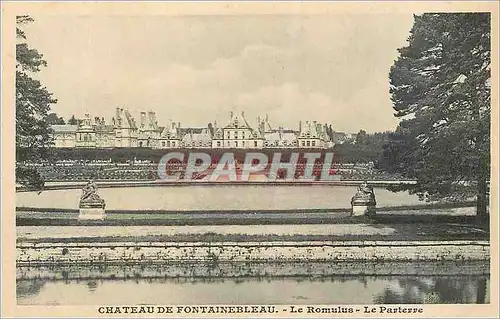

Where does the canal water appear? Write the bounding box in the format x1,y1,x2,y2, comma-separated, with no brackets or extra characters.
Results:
16,185,423,210
17,273,489,305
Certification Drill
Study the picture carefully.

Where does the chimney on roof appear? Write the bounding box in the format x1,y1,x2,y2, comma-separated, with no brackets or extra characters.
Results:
299,121,302,132
140,112,146,128
230,111,234,121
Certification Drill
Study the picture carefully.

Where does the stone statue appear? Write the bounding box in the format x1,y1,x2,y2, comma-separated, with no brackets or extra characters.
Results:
351,181,376,216
79,179,105,209
353,181,376,204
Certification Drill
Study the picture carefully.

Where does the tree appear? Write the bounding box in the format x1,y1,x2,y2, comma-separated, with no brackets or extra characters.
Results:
68,115,78,125
335,131,391,163
46,112,65,125
16,15,57,190
207,122,214,136
355,129,367,144
379,13,491,216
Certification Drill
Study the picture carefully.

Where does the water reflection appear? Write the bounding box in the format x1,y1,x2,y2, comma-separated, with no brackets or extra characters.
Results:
16,280,45,297
17,274,489,305
373,277,489,304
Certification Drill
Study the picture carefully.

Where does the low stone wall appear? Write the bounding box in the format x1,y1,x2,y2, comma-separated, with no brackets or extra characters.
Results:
17,240,490,265
17,261,490,281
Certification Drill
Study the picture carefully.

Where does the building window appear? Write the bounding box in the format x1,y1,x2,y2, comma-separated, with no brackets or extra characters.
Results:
254,141,258,147
162,141,165,147
227,132,230,139
167,141,170,147
307,141,310,147
217,141,221,147
172,142,176,147
139,141,143,147
235,141,238,147
234,131,238,139
302,141,305,147
312,140,316,147
242,141,245,147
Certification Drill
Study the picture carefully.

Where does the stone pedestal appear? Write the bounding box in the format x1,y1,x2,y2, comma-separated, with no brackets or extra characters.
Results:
78,179,106,221
351,202,376,216
78,200,106,221
78,207,106,220
350,182,376,217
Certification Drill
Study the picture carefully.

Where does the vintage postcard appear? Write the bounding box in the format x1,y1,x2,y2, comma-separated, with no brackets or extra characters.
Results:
1,1,499,318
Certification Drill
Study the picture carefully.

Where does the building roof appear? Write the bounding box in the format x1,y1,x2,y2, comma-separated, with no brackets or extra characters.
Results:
182,129,212,143
94,125,115,132
51,125,78,133
298,121,320,139
180,128,206,135
264,131,297,142
224,112,252,129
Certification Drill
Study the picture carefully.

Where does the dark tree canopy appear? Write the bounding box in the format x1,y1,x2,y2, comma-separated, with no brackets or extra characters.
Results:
16,15,58,190
379,13,491,214
335,131,391,163
67,115,79,125
46,113,65,125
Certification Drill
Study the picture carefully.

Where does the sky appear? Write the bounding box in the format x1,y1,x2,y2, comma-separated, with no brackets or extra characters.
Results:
23,14,416,133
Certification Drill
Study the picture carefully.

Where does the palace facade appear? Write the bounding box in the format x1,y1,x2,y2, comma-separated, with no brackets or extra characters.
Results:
51,108,334,149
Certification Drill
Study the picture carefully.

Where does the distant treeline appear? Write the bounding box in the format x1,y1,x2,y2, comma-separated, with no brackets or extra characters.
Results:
333,131,391,164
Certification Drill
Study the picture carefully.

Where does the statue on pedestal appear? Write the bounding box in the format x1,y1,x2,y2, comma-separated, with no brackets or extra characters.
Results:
79,179,105,209
351,181,376,216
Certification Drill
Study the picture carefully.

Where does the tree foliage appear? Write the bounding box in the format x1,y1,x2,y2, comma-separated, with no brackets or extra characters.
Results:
335,131,391,163
46,112,65,125
379,13,491,214
67,115,80,125
16,15,57,189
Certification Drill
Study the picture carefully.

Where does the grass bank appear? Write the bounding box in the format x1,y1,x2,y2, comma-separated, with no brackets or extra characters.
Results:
16,214,488,227
16,201,476,214
17,222,489,244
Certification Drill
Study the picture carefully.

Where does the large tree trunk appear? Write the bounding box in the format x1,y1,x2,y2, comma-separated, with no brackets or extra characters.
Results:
476,162,488,219
476,278,487,304
474,100,489,218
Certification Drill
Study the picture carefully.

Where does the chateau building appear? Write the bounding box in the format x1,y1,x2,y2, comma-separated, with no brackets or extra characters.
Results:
51,124,78,148
213,112,265,149
51,107,334,149
296,120,331,149
156,120,181,148
137,111,161,148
